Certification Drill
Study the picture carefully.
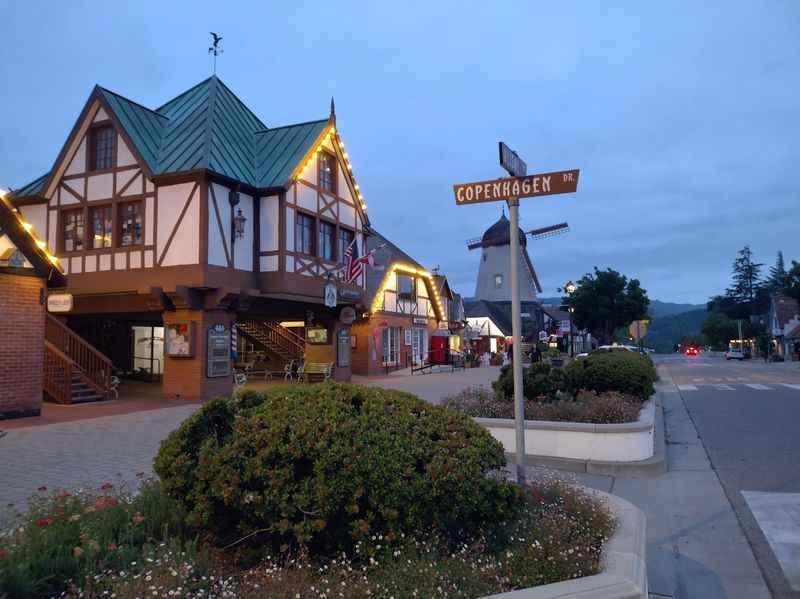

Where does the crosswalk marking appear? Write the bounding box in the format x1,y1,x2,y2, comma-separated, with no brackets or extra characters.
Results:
675,382,800,392
677,384,698,391
714,384,735,390
780,384,800,391
745,384,772,390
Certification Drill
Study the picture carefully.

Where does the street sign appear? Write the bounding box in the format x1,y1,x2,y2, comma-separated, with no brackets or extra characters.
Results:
499,141,527,177
453,169,579,205
47,293,73,313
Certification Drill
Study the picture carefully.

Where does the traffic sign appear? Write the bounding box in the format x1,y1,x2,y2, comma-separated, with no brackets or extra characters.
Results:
499,142,527,177
628,319,650,340
453,169,579,205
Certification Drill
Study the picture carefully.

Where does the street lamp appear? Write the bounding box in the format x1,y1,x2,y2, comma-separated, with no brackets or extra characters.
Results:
563,280,576,357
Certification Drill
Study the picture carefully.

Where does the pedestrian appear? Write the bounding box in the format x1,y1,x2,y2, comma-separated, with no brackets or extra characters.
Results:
531,344,541,363
507,341,513,363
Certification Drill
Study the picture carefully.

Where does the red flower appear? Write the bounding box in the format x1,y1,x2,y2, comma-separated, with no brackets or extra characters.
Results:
56,490,72,499
34,517,54,528
100,483,114,490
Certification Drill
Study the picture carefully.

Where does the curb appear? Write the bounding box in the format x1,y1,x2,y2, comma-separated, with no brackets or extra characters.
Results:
509,393,667,477
482,490,648,599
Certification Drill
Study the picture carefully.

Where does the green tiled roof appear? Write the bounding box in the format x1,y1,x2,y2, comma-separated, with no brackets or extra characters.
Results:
13,76,329,197
256,119,328,188
10,172,48,199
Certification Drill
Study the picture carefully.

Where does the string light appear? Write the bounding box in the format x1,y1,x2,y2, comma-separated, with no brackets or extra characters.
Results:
370,263,445,321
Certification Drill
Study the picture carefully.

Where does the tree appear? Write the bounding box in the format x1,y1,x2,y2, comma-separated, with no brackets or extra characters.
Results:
768,251,788,291
565,267,649,345
726,245,763,303
785,260,800,303
701,311,752,350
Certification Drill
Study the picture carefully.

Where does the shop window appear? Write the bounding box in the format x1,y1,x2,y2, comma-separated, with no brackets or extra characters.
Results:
89,125,116,171
118,201,143,247
338,227,354,264
397,274,415,299
382,326,400,365
90,205,113,249
319,220,336,261
295,212,315,255
319,150,337,194
62,208,85,252
494,274,503,288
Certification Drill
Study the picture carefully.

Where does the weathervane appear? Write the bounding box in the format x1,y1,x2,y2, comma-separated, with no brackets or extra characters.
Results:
208,32,223,74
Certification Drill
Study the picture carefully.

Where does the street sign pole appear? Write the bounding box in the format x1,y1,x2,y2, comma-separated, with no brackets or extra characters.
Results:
507,196,526,483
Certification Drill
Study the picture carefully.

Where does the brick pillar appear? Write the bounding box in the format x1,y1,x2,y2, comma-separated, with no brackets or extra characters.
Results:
162,309,234,401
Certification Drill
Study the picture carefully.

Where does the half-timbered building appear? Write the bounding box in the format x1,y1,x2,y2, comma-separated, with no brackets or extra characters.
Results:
9,76,370,400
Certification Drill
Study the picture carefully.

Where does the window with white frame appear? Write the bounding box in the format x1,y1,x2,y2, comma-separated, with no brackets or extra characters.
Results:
382,326,400,365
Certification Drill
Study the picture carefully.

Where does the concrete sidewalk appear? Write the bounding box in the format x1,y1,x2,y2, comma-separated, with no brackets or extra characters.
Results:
545,369,771,599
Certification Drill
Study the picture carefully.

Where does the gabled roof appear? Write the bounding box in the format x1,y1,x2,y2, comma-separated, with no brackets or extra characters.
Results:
11,76,337,199
464,299,543,339
365,228,425,301
0,194,65,286
772,294,800,328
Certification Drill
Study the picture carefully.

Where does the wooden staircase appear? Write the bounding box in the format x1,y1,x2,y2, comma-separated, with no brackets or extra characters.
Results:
237,320,305,363
43,315,113,404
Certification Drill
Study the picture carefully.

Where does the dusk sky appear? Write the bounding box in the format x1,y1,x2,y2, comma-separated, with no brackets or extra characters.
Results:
1,1,797,304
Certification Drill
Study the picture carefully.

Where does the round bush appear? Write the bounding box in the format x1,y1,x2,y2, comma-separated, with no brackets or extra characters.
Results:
492,363,565,402
154,383,523,555
564,351,657,398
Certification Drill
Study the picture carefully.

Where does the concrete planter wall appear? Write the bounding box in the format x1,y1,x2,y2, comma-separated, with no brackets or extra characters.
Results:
482,490,647,599
475,399,654,462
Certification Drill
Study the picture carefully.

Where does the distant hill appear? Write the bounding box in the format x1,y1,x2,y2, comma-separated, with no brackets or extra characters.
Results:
644,308,708,353
648,300,705,318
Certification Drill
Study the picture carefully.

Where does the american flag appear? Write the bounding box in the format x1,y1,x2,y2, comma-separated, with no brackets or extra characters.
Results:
343,237,383,284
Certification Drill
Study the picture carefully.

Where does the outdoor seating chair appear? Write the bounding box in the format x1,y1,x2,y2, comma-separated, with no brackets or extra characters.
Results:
303,362,333,383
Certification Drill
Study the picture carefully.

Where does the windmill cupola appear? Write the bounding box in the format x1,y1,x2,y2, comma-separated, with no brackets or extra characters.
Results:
480,213,527,248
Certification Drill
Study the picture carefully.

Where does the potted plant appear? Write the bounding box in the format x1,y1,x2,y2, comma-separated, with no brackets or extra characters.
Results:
489,351,504,366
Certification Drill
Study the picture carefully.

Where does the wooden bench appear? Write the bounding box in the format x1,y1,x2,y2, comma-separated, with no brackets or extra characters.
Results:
303,362,333,383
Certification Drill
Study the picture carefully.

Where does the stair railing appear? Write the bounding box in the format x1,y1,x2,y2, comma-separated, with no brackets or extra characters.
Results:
43,341,72,404
45,315,112,397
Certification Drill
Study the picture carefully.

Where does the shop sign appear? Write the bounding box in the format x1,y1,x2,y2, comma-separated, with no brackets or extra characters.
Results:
413,317,427,325
47,293,73,313
207,324,230,378
166,322,195,357
337,328,351,368
339,306,356,325
538,331,548,341
404,329,412,345
337,287,361,302
438,321,449,330
324,283,337,308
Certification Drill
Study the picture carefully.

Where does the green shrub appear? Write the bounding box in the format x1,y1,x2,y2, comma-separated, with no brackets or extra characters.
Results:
564,351,656,398
155,384,524,555
492,363,566,402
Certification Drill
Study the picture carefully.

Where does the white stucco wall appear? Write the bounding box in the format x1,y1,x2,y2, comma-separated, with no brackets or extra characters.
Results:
158,182,199,266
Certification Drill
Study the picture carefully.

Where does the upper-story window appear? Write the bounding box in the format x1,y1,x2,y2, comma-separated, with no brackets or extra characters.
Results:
319,150,337,194
90,205,113,249
494,274,503,288
338,228,354,264
89,125,116,171
295,212,315,255
319,221,336,261
62,208,85,252
397,274,415,299
118,201,143,246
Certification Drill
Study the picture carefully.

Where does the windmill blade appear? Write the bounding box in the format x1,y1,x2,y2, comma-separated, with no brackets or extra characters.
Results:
526,222,569,240
466,237,482,250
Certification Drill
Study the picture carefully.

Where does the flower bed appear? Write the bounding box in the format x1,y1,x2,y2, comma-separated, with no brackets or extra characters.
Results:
0,476,615,598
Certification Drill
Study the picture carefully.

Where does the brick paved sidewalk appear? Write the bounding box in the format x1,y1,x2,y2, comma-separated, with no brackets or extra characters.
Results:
0,404,199,522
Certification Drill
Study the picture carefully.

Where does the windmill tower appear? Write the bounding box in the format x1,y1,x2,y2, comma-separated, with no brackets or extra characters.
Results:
467,215,568,302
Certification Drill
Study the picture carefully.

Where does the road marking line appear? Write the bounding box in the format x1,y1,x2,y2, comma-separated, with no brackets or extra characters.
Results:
780,384,800,391
677,384,698,391
714,384,736,390
745,384,772,390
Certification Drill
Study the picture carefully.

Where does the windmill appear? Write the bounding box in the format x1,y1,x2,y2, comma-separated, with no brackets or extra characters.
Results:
466,213,570,301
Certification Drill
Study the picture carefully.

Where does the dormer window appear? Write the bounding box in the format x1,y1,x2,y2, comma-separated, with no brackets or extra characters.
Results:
89,125,116,171
319,150,337,194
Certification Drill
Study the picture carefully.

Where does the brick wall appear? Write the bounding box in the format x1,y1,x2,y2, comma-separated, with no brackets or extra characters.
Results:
0,273,45,419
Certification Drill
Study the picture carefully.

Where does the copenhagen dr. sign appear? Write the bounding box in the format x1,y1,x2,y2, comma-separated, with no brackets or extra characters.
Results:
453,169,580,205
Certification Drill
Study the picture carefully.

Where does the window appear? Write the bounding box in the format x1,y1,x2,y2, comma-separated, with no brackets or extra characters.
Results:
89,125,116,171
319,150,337,193
494,274,503,288
118,201,143,246
319,221,336,261
295,212,315,255
382,326,400,365
89,206,113,249
62,209,85,252
338,228,354,264
397,274,415,299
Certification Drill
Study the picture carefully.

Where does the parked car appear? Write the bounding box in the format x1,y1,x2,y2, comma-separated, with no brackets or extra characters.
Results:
724,349,745,360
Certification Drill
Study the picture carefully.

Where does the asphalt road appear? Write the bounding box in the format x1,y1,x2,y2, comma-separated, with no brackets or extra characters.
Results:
657,354,800,598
